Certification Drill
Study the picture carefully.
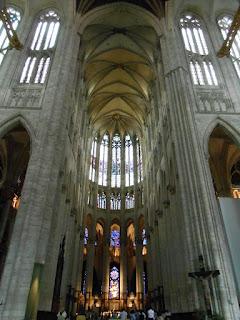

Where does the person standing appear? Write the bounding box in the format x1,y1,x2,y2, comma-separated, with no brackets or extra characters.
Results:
120,309,128,320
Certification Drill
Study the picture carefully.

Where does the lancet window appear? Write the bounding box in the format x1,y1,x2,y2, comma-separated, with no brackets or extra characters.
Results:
97,191,107,209
109,265,120,299
89,137,97,182
110,192,121,210
0,7,21,66
125,135,134,186
84,227,88,245
110,229,120,248
136,137,143,183
111,133,121,188
98,134,109,186
125,192,134,209
218,15,240,79
20,10,60,84
180,14,218,86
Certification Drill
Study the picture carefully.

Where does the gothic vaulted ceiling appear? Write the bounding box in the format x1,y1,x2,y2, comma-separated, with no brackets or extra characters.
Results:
81,3,159,136
77,0,168,18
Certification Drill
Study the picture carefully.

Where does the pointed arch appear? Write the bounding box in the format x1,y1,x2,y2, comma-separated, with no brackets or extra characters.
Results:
203,117,240,158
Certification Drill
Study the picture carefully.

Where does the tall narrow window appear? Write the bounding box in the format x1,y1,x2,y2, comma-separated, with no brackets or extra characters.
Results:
125,134,134,186
0,7,21,66
98,134,109,186
109,265,120,299
84,227,88,245
97,191,107,209
180,14,218,86
20,10,60,84
218,15,240,79
89,137,97,182
111,133,121,187
125,192,135,209
136,137,143,182
110,192,121,210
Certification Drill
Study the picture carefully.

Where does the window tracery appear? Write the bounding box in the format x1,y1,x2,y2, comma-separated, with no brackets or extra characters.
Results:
125,191,134,209
136,137,143,183
97,191,107,209
109,265,120,299
125,134,134,186
180,14,218,86
98,134,109,186
218,15,240,79
89,137,97,182
0,7,21,66
110,192,121,210
20,10,60,84
111,133,121,188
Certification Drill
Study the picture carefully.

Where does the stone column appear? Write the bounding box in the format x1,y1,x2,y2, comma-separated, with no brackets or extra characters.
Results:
85,220,96,308
120,222,127,308
0,28,80,320
135,223,144,309
161,26,240,317
102,222,110,309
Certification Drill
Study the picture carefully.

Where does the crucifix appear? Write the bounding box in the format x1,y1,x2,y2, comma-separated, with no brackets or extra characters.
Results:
0,0,23,52
217,3,240,58
188,255,220,317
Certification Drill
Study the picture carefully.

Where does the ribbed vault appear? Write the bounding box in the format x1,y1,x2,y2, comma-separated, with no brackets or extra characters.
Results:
77,0,167,18
81,6,158,135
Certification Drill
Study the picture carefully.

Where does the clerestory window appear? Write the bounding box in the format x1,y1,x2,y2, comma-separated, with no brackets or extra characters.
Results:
0,7,21,66
180,14,218,86
217,15,240,79
20,10,60,84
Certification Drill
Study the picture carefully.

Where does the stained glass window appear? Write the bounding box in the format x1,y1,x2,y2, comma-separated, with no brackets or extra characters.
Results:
110,192,121,210
20,10,60,84
218,15,240,79
136,137,143,183
180,14,218,86
111,133,121,187
125,192,134,209
98,134,109,186
97,191,107,209
125,135,134,186
110,229,120,248
0,7,21,66
142,229,147,245
109,266,120,299
89,137,97,181
84,227,88,245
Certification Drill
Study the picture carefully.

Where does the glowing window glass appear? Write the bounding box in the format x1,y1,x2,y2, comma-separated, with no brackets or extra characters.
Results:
98,134,109,186
20,10,60,84
180,14,218,86
109,266,120,299
218,15,240,79
111,134,121,187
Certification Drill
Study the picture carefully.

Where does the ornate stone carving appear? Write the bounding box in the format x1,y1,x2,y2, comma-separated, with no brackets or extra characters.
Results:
196,89,234,113
8,86,43,109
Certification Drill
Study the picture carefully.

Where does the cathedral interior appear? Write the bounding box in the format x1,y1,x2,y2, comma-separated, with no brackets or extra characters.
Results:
1,0,240,319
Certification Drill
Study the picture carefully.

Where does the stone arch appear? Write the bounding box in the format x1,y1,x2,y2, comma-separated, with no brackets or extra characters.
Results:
78,2,162,36
0,114,35,152
207,122,240,197
0,122,31,280
204,118,240,158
